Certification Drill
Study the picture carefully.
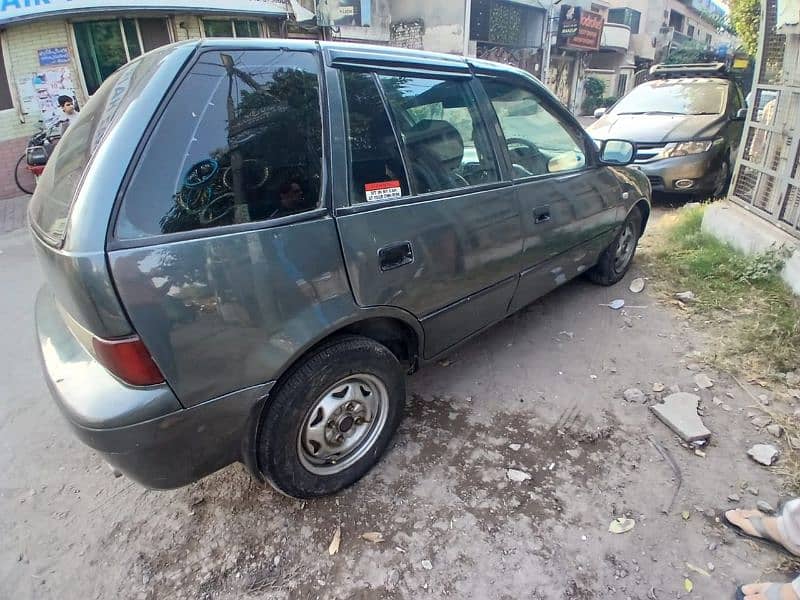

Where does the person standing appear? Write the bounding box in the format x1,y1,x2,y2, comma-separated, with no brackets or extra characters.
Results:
57,95,79,134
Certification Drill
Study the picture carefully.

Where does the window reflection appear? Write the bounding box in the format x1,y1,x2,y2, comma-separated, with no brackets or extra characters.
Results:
118,51,323,240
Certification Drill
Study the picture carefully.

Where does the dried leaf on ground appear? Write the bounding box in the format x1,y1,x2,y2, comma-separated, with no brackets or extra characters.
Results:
361,532,384,543
608,517,635,534
328,526,341,555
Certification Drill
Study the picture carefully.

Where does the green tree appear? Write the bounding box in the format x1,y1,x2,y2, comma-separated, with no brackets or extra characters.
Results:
729,0,760,56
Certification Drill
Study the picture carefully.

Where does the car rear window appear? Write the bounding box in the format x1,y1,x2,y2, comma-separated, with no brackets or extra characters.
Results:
29,47,173,246
114,50,323,240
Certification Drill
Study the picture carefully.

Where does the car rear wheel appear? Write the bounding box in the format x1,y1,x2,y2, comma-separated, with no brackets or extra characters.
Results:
588,206,642,286
257,335,405,498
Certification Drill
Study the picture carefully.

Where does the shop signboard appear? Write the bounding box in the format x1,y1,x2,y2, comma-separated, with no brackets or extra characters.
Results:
560,9,603,51
558,5,581,38
38,47,70,66
0,0,288,26
315,0,371,27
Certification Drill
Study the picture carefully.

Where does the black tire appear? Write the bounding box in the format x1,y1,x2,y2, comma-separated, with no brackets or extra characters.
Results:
711,159,731,198
588,206,642,286
14,155,34,195
257,335,405,498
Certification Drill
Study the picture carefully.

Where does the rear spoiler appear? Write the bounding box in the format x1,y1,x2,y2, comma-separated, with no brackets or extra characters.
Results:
649,62,729,79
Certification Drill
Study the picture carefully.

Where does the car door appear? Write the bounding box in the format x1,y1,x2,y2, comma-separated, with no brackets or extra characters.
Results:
475,68,622,311
327,53,523,358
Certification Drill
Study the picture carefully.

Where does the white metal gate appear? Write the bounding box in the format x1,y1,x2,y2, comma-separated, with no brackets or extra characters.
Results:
729,0,800,239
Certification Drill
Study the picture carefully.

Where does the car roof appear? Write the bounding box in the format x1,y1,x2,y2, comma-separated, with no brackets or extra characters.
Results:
191,38,537,80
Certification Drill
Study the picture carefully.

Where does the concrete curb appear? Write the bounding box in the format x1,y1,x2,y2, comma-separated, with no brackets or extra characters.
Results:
702,200,800,296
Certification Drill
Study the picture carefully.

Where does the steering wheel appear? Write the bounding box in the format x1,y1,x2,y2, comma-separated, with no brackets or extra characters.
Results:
505,137,548,177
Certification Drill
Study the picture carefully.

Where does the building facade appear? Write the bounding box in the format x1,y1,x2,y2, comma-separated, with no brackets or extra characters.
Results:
0,0,312,200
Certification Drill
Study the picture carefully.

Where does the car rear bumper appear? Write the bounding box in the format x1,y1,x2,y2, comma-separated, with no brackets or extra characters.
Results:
633,150,724,194
35,286,272,489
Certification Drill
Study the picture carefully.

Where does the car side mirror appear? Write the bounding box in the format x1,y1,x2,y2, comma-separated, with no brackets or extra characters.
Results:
593,107,607,119
734,108,747,121
599,139,636,166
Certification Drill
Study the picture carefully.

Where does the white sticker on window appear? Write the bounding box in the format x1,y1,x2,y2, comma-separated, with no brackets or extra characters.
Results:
365,180,402,202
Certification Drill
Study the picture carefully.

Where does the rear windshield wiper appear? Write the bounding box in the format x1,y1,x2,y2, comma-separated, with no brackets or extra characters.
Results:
616,111,684,115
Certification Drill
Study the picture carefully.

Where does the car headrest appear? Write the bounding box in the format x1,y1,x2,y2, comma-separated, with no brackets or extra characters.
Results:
405,119,464,168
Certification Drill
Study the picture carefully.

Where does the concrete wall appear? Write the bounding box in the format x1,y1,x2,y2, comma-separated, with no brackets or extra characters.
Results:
337,0,466,53
703,201,800,296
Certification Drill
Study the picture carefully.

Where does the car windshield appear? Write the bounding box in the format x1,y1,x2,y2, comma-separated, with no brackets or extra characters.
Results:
610,79,728,116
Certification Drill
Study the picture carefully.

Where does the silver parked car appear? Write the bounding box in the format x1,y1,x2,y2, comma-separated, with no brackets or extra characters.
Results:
30,40,650,498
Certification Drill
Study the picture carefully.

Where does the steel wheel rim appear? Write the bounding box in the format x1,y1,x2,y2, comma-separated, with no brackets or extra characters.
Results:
613,222,635,272
297,374,389,476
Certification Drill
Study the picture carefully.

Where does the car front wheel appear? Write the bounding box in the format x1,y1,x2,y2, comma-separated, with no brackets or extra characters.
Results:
257,335,405,498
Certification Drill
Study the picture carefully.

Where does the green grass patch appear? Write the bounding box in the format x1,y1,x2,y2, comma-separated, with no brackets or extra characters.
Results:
641,204,800,379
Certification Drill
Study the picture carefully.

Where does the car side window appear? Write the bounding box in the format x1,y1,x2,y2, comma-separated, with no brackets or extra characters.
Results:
341,70,411,204
481,78,587,179
116,50,323,240
376,74,500,195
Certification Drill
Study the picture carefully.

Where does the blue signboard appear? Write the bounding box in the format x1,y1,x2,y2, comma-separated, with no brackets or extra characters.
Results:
38,46,70,66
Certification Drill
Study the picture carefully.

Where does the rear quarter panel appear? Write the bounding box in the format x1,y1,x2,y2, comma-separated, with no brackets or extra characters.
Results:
109,217,361,407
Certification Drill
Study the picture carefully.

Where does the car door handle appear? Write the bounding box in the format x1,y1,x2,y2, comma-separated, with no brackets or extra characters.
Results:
378,241,414,271
534,207,551,224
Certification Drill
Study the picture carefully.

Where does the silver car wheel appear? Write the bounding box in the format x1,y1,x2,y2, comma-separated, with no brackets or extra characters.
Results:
297,374,389,476
613,222,635,272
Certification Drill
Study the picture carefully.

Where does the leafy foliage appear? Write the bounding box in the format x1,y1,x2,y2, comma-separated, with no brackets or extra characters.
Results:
666,41,715,64
729,0,760,56
642,204,800,377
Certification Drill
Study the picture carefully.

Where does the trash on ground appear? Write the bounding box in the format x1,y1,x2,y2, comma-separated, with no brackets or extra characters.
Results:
506,468,532,482
675,291,696,302
748,444,780,466
684,578,694,592
602,299,626,310
766,424,783,438
681,511,691,520
328,526,341,555
751,415,772,429
629,278,645,293
652,382,665,393
686,563,710,578
757,500,776,514
694,374,713,389
623,388,645,403
508,443,521,451
420,560,433,570
608,517,635,534
651,392,711,443
361,532,384,543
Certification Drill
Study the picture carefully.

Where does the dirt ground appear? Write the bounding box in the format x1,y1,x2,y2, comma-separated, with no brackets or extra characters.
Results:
1,206,794,599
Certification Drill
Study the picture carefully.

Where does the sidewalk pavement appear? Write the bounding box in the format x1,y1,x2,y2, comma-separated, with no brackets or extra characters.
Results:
0,195,29,234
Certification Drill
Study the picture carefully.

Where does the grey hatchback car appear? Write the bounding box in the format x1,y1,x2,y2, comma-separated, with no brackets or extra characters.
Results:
30,39,650,498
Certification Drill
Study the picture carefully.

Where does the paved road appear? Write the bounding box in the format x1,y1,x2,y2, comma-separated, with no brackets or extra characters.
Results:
0,216,787,599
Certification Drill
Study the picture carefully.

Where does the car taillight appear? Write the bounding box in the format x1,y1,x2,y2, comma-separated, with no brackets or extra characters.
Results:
92,336,165,386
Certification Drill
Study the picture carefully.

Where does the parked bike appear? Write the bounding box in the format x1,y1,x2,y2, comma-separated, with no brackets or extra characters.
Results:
14,122,61,195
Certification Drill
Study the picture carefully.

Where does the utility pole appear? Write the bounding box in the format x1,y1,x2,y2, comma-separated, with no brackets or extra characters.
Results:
540,0,561,84
463,0,472,56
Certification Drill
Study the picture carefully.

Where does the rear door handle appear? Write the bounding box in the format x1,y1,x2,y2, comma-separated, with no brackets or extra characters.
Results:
534,207,551,224
378,241,414,271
